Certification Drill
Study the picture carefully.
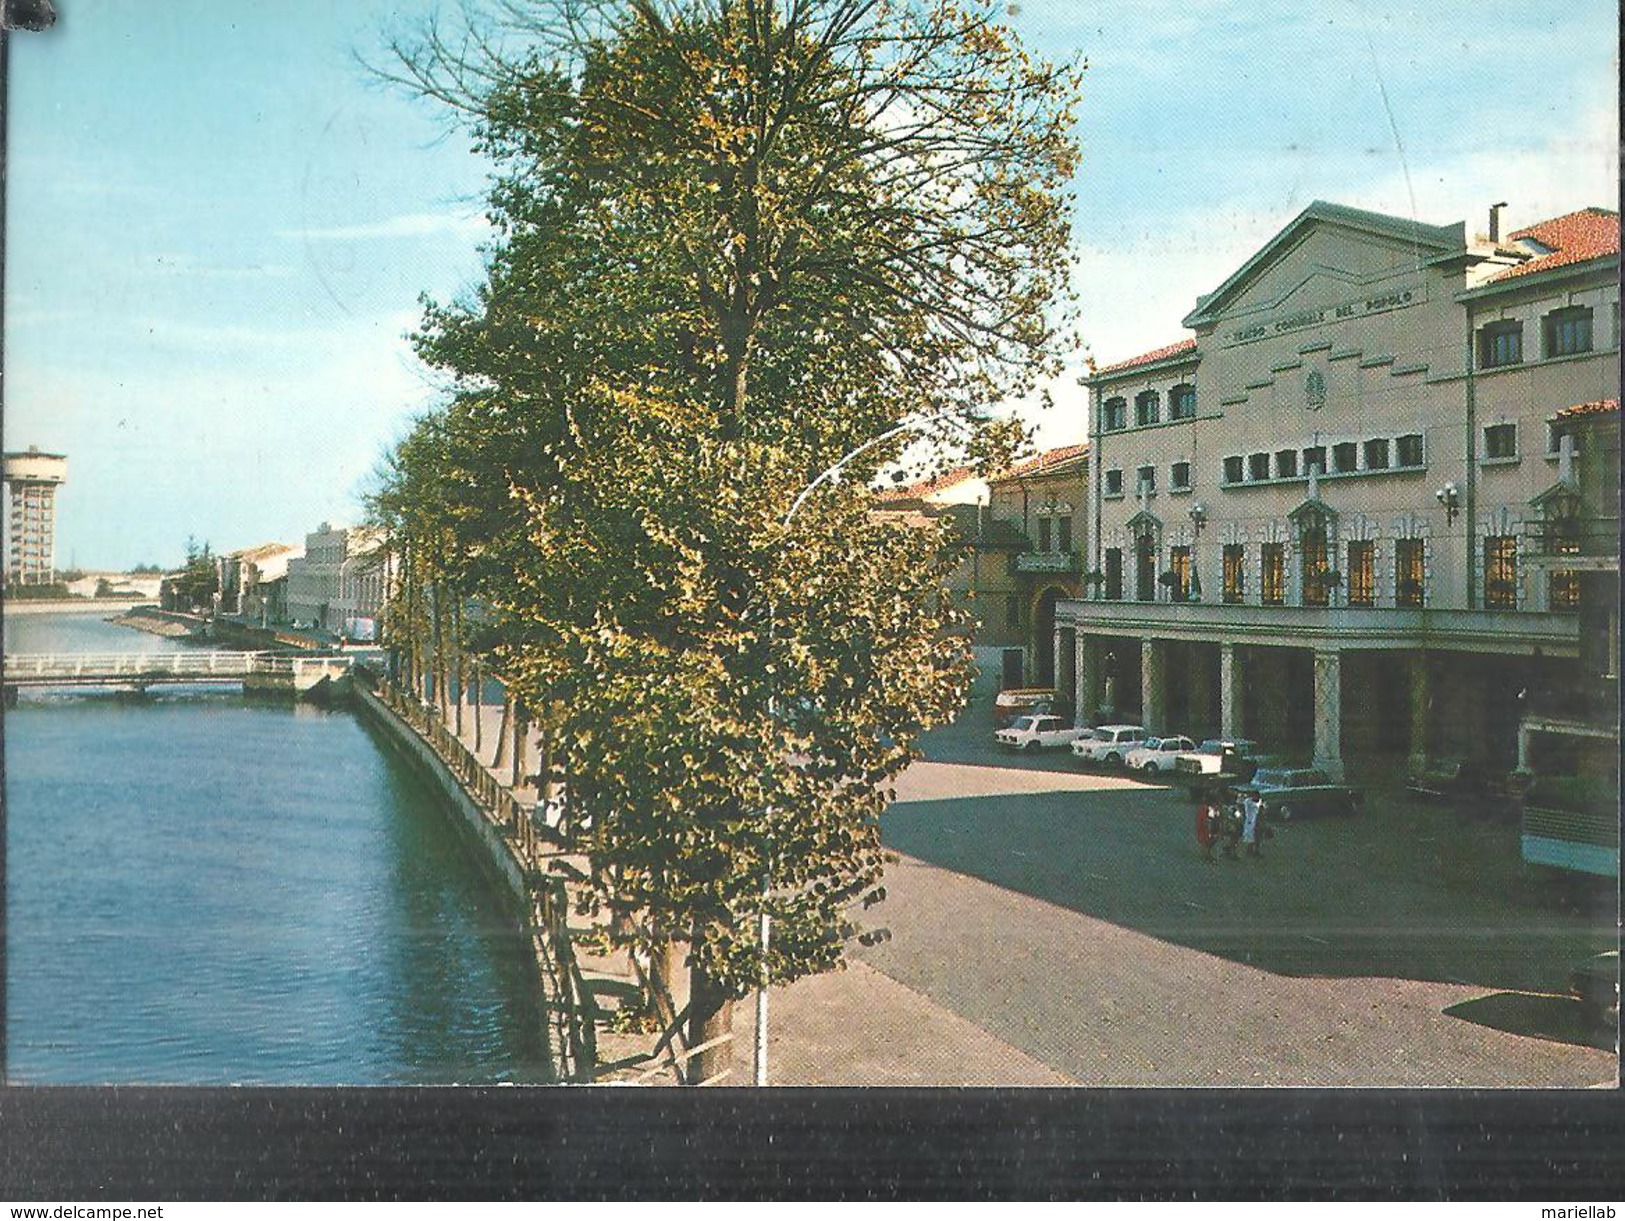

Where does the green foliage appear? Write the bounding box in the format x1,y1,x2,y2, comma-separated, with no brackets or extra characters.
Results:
374,0,1081,1002
167,537,219,610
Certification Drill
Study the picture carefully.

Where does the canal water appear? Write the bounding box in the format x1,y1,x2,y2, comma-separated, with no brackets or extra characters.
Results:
4,611,551,1084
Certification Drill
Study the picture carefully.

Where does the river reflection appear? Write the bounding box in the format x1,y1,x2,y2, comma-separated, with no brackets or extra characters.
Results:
4,610,550,1084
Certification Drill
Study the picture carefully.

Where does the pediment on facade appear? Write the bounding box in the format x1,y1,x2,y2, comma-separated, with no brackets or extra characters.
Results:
1288,496,1338,530
1529,480,1583,515
1183,202,1464,330
1126,509,1162,537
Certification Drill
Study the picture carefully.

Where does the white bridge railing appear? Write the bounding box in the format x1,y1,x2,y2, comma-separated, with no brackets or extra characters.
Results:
3,651,353,683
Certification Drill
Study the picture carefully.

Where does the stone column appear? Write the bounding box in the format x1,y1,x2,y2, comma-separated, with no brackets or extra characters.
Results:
1052,627,1065,695
1219,643,1242,739
1312,649,1345,781
1187,644,1213,738
1407,651,1431,772
1074,633,1096,727
1141,637,1166,733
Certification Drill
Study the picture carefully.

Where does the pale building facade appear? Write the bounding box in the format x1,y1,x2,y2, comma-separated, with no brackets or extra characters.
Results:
216,541,303,622
874,444,1088,692
1061,201,1619,780
285,522,388,634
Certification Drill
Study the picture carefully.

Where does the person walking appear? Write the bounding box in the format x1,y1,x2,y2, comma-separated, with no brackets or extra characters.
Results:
1195,794,1218,862
1241,790,1263,858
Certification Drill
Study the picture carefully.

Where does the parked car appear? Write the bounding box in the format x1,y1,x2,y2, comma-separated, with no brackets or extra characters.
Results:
995,714,1088,752
1238,767,1362,820
1123,735,1199,775
1405,758,1494,801
1071,724,1148,767
1571,950,1619,1030
1174,738,1261,782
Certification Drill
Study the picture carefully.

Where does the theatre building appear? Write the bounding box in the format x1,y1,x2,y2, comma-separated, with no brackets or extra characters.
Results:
1058,201,1619,781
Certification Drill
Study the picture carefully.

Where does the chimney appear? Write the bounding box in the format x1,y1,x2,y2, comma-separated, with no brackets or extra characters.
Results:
1489,201,1508,244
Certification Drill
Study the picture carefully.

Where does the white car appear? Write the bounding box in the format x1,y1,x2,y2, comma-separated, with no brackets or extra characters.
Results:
995,714,1088,752
1071,724,1148,766
1123,735,1199,775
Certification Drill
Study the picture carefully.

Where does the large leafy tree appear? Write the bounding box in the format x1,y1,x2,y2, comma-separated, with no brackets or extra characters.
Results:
376,0,1080,1081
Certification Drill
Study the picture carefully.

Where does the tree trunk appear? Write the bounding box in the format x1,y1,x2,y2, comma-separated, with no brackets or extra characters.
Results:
493,695,512,770
471,664,483,753
510,700,529,788
649,928,683,1035
686,932,735,1086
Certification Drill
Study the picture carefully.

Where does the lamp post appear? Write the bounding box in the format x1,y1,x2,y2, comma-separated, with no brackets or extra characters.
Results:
1187,501,1208,602
756,411,963,1086
1435,482,1461,525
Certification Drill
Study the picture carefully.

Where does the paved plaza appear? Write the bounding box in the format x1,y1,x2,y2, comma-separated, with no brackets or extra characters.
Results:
750,715,1618,1087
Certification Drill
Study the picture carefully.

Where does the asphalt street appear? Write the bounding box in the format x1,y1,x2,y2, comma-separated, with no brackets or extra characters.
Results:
835,709,1619,1086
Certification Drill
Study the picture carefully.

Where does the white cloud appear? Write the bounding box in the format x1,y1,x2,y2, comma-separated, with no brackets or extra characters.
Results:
279,211,491,242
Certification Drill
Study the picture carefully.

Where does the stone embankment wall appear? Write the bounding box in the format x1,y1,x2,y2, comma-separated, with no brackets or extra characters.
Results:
351,679,602,1081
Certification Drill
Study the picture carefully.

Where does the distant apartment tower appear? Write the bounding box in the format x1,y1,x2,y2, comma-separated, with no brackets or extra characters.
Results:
3,447,68,586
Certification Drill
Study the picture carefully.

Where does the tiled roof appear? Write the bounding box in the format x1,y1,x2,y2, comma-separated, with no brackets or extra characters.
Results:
1554,398,1619,420
232,541,299,562
1092,337,1198,377
1487,208,1619,283
875,463,982,502
992,443,1089,483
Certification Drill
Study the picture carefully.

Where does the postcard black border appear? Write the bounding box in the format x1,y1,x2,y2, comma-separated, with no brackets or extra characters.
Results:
0,1086,1621,1200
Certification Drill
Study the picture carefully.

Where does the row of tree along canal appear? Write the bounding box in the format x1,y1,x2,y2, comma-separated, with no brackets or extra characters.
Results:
4,611,551,1084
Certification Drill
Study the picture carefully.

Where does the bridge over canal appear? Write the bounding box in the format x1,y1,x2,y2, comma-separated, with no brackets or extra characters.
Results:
3,651,353,701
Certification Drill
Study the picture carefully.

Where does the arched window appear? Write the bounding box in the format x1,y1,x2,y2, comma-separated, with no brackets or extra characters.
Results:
1169,384,1197,420
1134,390,1160,427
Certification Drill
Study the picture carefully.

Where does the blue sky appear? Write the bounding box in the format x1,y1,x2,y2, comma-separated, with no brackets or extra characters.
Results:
5,1,1617,569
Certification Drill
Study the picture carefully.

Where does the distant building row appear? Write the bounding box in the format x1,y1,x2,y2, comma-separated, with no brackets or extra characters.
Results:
160,521,389,640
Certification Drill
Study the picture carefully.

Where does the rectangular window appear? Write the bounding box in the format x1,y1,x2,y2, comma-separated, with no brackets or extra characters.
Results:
1275,449,1298,479
1105,468,1124,496
1170,461,1191,490
1544,306,1594,358
1396,433,1424,467
1332,441,1358,473
1300,529,1329,607
1396,538,1425,607
1170,385,1197,420
1168,546,1190,602
1102,398,1127,431
1222,544,1246,604
1037,517,1052,551
1104,548,1123,600
1223,455,1244,484
1302,445,1327,476
1057,516,1072,553
1549,569,1580,612
1347,540,1374,607
1261,543,1285,605
1135,391,1161,427
1363,438,1390,470
1484,422,1518,460
1478,321,1523,368
1137,465,1156,493
1484,535,1518,608
1247,452,1270,481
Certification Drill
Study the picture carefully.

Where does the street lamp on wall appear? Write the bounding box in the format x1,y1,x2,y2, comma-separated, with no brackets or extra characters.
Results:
1435,482,1461,525
1187,502,1208,602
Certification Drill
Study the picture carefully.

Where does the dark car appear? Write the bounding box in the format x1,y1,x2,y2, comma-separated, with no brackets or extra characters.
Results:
1405,758,1494,801
1572,951,1619,1030
1239,767,1362,821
